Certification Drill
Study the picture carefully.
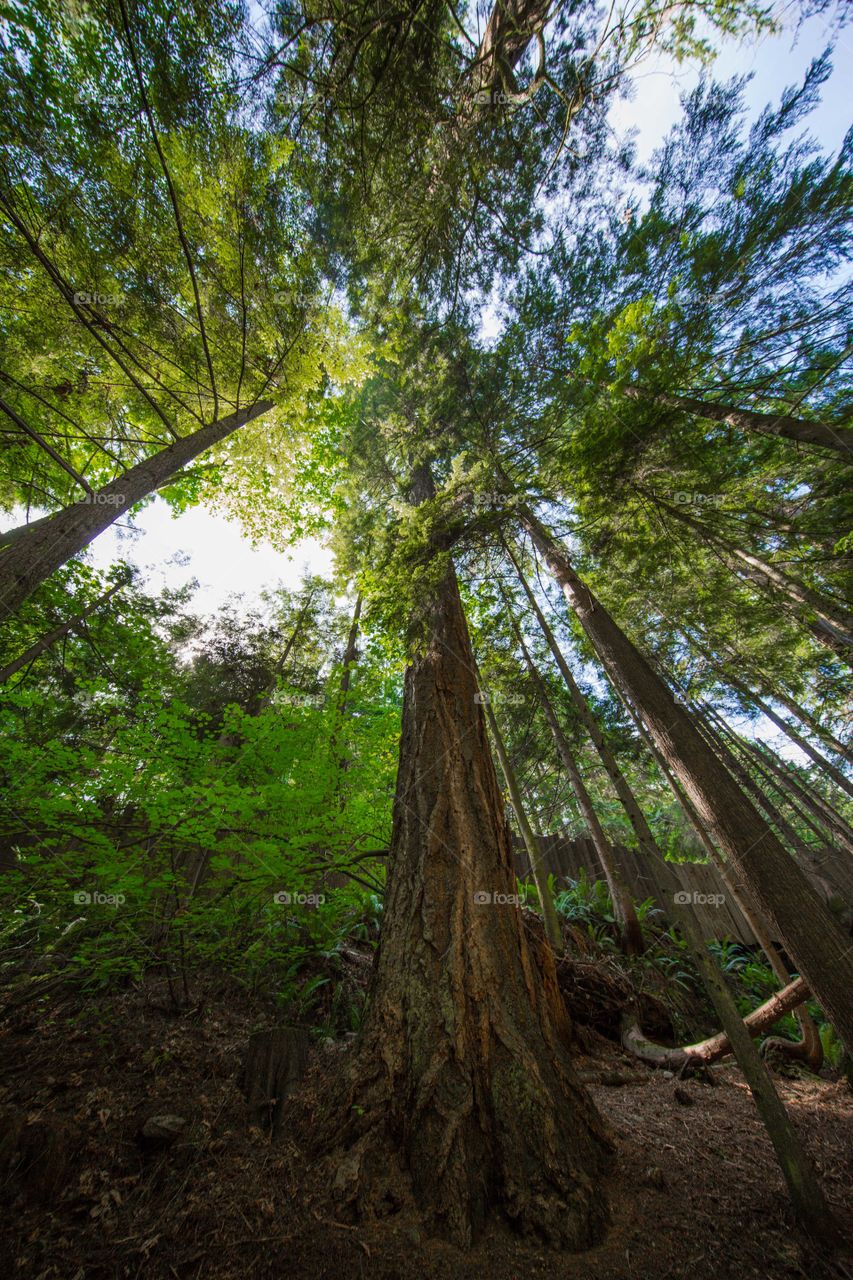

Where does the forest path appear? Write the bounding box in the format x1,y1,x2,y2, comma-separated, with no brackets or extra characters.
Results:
1,972,851,1279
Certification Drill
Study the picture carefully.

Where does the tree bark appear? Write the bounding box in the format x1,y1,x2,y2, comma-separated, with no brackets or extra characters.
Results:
0,400,273,617
624,384,853,455
521,508,853,1057
309,474,612,1248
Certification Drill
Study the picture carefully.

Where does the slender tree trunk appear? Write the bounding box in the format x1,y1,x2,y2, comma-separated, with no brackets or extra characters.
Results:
624,383,853,455
521,508,853,1056
509,622,643,953
0,394,95,497
309,472,612,1246
0,400,273,617
0,579,125,683
254,587,318,715
771,755,853,851
692,704,827,864
507,543,664,863
741,737,853,856
330,592,363,804
478,682,563,950
622,916,834,1244
509,548,824,1065
713,717,853,858
651,494,853,660
684,631,853,782
686,628,852,766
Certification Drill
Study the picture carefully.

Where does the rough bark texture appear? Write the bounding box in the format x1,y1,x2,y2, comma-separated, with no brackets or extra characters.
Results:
310,555,612,1247
522,509,853,1058
0,400,273,617
242,1028,313,1141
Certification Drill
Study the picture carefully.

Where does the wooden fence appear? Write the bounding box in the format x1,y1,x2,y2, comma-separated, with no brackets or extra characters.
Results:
511,831,853,945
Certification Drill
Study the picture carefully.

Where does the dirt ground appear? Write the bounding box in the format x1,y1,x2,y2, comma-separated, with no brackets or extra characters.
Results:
1,973,851,1280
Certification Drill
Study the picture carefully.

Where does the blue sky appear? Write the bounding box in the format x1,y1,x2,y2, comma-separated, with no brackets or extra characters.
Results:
76,5,850,625
5,5,844,762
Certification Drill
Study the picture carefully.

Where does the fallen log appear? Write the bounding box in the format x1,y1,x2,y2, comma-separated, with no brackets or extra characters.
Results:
622,975,810,1069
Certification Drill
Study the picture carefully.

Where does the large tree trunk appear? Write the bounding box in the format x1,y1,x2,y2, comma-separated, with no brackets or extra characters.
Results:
0,400,273,616
624,384,853,455
311,490,611,1247
521,508,853,1057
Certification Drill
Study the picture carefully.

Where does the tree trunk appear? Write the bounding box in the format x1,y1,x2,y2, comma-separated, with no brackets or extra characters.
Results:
622,892,833,1239
309,476,612,1248
740,736,853,857
509,619,643,954
507,547,822,1063
622,974,809,1068
613,688,823,1064
477,681,564,950
254,587,317,715
0,400,273,616
652,493,853,661
686,633,853,784
331,591,363,802
624,384,853,455
0,579,125,683
521,508,853,1057
684,628,852,767
693,704,826,864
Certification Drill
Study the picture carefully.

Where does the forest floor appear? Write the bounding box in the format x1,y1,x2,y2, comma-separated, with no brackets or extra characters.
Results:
2,968,852,1280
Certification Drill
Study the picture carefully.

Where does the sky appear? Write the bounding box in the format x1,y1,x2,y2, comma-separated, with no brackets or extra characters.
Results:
17,5,848,759
74,6,850,624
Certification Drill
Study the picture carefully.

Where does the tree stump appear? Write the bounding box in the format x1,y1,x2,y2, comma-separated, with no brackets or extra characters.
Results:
242,1027,312,1141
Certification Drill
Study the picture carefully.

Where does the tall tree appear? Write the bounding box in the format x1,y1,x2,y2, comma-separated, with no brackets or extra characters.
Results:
520,507,853,1056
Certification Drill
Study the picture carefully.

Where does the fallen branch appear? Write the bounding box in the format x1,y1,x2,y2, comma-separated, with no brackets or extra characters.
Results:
622,976,810,1069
